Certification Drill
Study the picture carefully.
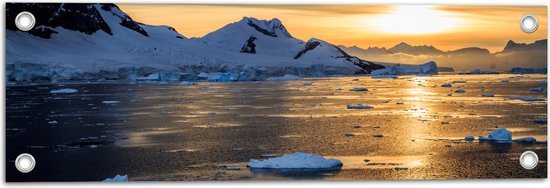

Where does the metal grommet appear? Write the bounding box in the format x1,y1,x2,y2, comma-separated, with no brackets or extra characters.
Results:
15,153,36,173
519,151,538,170
15,11,36,31
520,15,538,33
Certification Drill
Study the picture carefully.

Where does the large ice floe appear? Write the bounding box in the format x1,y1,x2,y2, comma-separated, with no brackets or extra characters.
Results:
247,152,342,169
371,61,438,76
103,174,128,182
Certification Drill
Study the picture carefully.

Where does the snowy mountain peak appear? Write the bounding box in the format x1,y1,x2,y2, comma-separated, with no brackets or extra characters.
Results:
388,42,443,55
239,17,292,38
503,39,547,52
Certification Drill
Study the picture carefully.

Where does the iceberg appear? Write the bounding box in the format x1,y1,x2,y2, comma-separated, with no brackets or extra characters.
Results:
346,104,374,109
478,128,512,142
207,72,238,82
455,89,466,93
481,93,494,97
510,67,547,74
103,174,128,182
371,61,438,76
349,87,368,92
266,74,303,81
247,152,343,169
465,136,475,141
50,88,78,94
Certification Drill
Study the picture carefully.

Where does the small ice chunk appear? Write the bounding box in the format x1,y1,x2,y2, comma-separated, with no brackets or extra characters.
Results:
48,120,58,125
465,136,475,141
335,88,343,90
481,93,494,97
102,101,120,104
534,118,547,124
441,83,452,87
447,94,452,96
50,88,78,94
180,81,197,86
346,104,374,109
514,137,536,143
103,174,128,182
395,167,409,171
349,87,368,92
501,80,509,83
487,128,512,141
247,152,342,169
303,82,314,86
266,74,303,81
208,112,216,116
345,133,355,136
372,134,384,138
353,125,362,128
454,89,465,93
89,145,98,148
529,87,545,92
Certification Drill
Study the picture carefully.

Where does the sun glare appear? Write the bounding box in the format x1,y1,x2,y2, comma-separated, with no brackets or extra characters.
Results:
369,5,463,35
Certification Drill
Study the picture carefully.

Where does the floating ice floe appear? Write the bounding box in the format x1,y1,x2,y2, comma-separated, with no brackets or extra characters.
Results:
529,87,545,92
102,101,120,104
441,83,452,87
510,67,547,74
464,136,475,141
501,80,509,83
454,90,465,93
335,88,343,90
349,87,368,92
303,82,314,86
48,120,58,125
180,81,197,85
50,88,78,94
509,96,545,102
372,134,384,138
534,118,547,124
394,167,409,171
103,174,128,182
371,75,397,79
478,128,512,142
346,104,374,109
226,166,241,170
514,137,536,143
247,152,343,169
266,74,303,81
459,69,499,75
353,125,362,128
481,93,494,97
344,133,355,136
208,112,216,116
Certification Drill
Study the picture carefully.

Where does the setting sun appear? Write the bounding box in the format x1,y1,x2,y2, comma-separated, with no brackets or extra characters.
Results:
369,5,463,34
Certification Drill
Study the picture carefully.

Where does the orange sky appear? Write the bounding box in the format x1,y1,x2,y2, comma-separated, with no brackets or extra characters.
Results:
118,4,547,52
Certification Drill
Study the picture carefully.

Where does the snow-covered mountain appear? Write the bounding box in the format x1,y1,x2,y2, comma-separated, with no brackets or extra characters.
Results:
339,40,547,71
6,4,385,82
195,17,383,74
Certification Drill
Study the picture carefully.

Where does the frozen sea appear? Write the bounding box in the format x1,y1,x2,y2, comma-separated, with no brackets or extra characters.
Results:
5,74,547,181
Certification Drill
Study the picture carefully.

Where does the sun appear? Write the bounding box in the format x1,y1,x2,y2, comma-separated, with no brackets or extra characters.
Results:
369,5,463,35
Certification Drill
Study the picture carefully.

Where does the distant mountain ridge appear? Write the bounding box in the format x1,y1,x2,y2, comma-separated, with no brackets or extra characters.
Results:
339,39,547,71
